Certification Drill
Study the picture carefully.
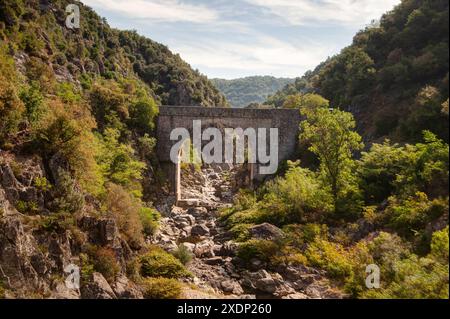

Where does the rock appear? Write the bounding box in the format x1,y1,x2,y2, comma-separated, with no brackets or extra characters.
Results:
194,240,215,258
249,258,265,270
0,164,19,189
219,241,239,256
250,223,285,240
187,207,208,218
255,277,277,294
112,275,143,299
50,282,81,299
274,284,296,297
221,280,244,295
174,214,196,227
81,273,117,299
79,216,119,246
204,257,224,265
191,224,210,237
282,293,309,299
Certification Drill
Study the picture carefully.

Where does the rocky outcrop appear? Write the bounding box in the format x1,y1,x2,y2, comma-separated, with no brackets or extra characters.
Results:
250,223,285,241
81,272,117,299
0,154,142,299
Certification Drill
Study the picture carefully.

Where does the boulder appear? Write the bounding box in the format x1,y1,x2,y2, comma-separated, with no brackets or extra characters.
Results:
81,272,117,299
221,280,244,295
204,257,224,265
194,240,215,258
187,207,208,218
191,224,210,237
250,223,284,241
112,275,143,299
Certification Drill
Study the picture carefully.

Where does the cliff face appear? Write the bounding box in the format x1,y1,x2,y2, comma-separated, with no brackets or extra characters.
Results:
0,153,142,299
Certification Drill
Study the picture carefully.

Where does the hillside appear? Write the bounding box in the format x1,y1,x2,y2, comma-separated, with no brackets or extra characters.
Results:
212,76,294,108
0,0,226,107
268,0,449,143
0,0,448,301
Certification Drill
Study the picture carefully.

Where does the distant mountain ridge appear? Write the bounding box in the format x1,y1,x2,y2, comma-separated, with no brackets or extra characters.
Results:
212,76,295,108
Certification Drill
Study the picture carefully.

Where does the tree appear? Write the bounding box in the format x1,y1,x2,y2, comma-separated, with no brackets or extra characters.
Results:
301,108,364,214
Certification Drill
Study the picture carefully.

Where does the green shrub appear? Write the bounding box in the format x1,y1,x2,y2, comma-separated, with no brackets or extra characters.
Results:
139,207,160,236
33,176,51,192
363,255,449,299
50,169,84,214
237,239,279,264
171,245,193,265
430,226,449,263
142,277,182,299
385,192,448,238
140,247,190,279
19,82,45,124
305,239,354,280
80,253,94,283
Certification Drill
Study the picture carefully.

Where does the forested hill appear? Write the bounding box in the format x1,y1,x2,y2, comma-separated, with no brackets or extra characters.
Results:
268,0,449,143
0,0,226,107
212,76,294,108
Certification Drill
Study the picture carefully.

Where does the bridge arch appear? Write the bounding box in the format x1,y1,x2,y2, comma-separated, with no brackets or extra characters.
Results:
156,106,301,203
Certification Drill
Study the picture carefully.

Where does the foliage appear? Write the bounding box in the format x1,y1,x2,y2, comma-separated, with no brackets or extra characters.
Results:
141,277,182,299
92,247,120,283
358,131,449,202
104,183,144,248
139,206,160,236
171,245,194,265
97,128,146,196
268,0,449,143
50,169,84,214
237,239,280,264
140,247,191,279
212,76,294,108
301,107,364,216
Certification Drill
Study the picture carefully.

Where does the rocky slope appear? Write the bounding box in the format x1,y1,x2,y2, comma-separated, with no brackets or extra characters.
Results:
153,164,344,299
0,152,142,299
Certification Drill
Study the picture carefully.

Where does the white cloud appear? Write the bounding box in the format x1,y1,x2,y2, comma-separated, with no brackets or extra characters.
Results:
81,0,219,23
243,0,401,26
171,35,332,78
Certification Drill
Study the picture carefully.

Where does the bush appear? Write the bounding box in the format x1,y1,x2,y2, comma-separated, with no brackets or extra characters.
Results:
171,245,193,265
363,254,449,299
50,169,84,214
141,277,182,299
105,183,144,247
140,247,190,279
92,248,120,283
128,98,158,133
19,82,44,124
139,207,160,236
430,226,449,263
385,192,448,238
237,239,279,264
305,239,354,280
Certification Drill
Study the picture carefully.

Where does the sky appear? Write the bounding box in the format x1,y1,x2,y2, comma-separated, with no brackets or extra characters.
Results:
80,0,401,79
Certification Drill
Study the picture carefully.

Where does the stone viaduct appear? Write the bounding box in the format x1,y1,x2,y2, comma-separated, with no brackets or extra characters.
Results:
156,106,301,202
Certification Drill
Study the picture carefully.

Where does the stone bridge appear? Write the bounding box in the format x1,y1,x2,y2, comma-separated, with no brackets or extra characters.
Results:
156,106,301,202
